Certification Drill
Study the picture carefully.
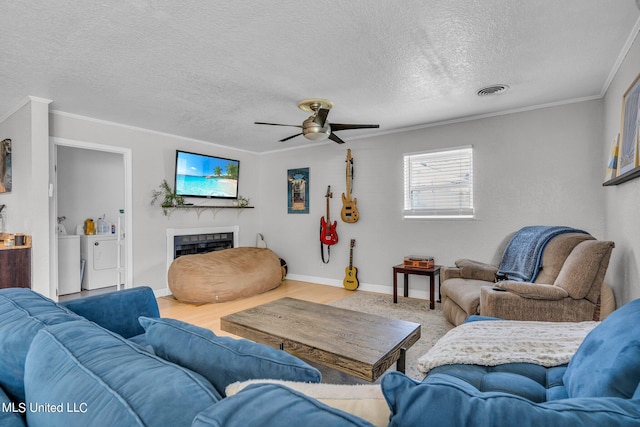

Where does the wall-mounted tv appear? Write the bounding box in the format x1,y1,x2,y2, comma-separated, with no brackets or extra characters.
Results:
174,150,240,199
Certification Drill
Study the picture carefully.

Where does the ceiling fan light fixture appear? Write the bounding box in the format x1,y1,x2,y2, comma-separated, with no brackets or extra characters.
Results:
302,116,331,141
476,84,510,96
255,98,378,144
303,131,330,141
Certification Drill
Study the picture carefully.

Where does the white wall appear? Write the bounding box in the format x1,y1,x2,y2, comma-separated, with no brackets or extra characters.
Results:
0,96,613,302
259,100,606,296
0,97,52,296
57,146,124,233
50,112,262,293
603,32,640,305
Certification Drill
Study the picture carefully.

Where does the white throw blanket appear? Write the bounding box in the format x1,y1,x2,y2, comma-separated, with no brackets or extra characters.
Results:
417,320,598,374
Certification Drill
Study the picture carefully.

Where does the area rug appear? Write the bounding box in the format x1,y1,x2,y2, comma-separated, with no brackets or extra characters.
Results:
329,292,454,381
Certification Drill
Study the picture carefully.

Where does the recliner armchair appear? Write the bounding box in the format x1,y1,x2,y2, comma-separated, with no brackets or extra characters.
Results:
441,232,615,325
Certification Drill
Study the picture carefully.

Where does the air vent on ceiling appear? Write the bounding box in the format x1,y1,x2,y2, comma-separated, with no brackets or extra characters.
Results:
476,84,510,96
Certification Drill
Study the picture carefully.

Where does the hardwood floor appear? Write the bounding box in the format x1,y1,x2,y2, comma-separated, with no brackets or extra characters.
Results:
156,279,358,337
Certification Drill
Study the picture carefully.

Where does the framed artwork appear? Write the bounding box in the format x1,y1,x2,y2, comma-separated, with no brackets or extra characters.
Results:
618,73,640,175
605,134,620,181
287,167,309,214
0,139,11,193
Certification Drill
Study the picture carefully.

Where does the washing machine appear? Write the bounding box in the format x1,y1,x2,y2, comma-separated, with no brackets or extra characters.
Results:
80,234,120,290
58,234,81,295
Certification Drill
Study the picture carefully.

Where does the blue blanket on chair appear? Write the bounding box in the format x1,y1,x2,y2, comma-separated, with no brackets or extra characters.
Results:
497,226,589,282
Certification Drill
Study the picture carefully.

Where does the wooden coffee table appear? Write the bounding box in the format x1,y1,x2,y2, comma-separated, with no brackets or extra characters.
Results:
220,297,421,382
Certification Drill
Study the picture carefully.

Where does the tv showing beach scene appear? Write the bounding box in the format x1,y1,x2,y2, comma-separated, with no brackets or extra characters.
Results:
174,150,239,199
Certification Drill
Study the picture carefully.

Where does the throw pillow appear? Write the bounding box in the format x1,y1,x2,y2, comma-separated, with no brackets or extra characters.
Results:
563,298,640,399
226,380,389,427
139,317,322,396
24,320,220,426
493,281,568,300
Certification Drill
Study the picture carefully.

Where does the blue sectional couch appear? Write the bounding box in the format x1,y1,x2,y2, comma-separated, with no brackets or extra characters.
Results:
1,286,639,426
0,287,336,427
380,299,640,426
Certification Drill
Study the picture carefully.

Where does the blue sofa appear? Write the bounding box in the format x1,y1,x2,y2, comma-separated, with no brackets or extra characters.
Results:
0,287,364,427
380,299,640,426
2,286,639,426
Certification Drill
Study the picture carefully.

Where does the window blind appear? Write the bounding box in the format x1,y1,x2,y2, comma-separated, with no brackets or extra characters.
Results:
403,146,474,219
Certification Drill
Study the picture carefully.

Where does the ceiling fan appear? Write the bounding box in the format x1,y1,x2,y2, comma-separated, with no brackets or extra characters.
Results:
255,98,379,144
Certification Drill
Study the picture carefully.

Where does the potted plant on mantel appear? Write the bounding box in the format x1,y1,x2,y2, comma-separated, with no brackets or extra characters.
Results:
151,179,185,216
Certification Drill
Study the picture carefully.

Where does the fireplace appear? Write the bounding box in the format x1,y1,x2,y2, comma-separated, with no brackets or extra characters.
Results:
166,226,239,271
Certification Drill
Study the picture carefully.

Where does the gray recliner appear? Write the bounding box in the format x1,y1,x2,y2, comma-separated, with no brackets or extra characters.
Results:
441,233,615,325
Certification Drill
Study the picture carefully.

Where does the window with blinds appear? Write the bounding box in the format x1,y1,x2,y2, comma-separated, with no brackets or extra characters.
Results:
403,146,474,219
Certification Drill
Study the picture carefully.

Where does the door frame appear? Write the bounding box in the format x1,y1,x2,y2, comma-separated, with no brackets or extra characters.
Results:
50,137,133,299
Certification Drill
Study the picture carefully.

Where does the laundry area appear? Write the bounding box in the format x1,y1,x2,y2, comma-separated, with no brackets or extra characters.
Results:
56,145,126,297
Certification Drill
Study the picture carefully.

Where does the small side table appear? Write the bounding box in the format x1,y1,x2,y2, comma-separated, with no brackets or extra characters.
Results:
392,264,441,310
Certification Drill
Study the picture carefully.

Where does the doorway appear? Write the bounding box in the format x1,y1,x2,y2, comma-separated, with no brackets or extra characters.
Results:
50,137,133,300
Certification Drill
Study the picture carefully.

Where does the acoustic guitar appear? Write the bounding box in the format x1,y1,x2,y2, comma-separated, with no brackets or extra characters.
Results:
341,149,359,223
320,185,338,246
343,239,359,290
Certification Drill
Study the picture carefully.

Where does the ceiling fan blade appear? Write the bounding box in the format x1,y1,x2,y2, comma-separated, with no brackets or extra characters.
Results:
330,123,380,131
280,133,303,142
255,122,302,128
313,108,330,127
328,132,346,144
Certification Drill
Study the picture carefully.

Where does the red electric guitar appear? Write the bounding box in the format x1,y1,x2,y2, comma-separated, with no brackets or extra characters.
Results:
320,185,338,246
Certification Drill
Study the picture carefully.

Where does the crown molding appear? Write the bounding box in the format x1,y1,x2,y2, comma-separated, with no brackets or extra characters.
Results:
0,96,52,123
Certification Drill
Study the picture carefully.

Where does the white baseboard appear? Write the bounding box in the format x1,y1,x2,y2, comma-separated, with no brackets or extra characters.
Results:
153,287,172,298
285,274,434,301
154,275,435,301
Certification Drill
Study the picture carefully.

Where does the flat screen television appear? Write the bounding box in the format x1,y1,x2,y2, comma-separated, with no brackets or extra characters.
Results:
174,150,240,199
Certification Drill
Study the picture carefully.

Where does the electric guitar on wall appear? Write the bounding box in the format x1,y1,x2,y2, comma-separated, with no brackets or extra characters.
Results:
320,185,338,246
343,239,359,290
341,149,359,223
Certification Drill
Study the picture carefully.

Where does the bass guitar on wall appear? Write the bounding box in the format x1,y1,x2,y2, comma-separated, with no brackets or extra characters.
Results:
343,239,359,290
341,149,359,223
320,185,338,244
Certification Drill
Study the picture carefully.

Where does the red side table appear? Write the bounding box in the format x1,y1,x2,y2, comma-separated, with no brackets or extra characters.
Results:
392,264,441,309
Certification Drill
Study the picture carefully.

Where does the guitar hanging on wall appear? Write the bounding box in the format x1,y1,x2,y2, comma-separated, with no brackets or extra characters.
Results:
343,239,359,290
320,185,338,263
341,149,359,223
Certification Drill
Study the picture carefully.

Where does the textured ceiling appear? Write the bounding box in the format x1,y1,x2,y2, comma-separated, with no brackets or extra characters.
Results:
1,1,639,153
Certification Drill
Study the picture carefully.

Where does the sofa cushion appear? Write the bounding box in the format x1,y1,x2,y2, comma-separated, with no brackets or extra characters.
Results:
454,259,498,282
139,317,322,397
441,278,487,314
0,288,83,402
493,281,568,300
193,383,375,427
534,232,594,285
24,321,220,427
564,299,640,399
428,363,568,403
0,386,26,427
59,286,160,338
382,371,640,427
554,240,614,300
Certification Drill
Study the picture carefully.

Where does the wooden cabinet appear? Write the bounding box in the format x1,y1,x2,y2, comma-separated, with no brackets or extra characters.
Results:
0,247,31,289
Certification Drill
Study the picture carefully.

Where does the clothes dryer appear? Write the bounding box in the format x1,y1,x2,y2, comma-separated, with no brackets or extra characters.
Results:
80,234,119,290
